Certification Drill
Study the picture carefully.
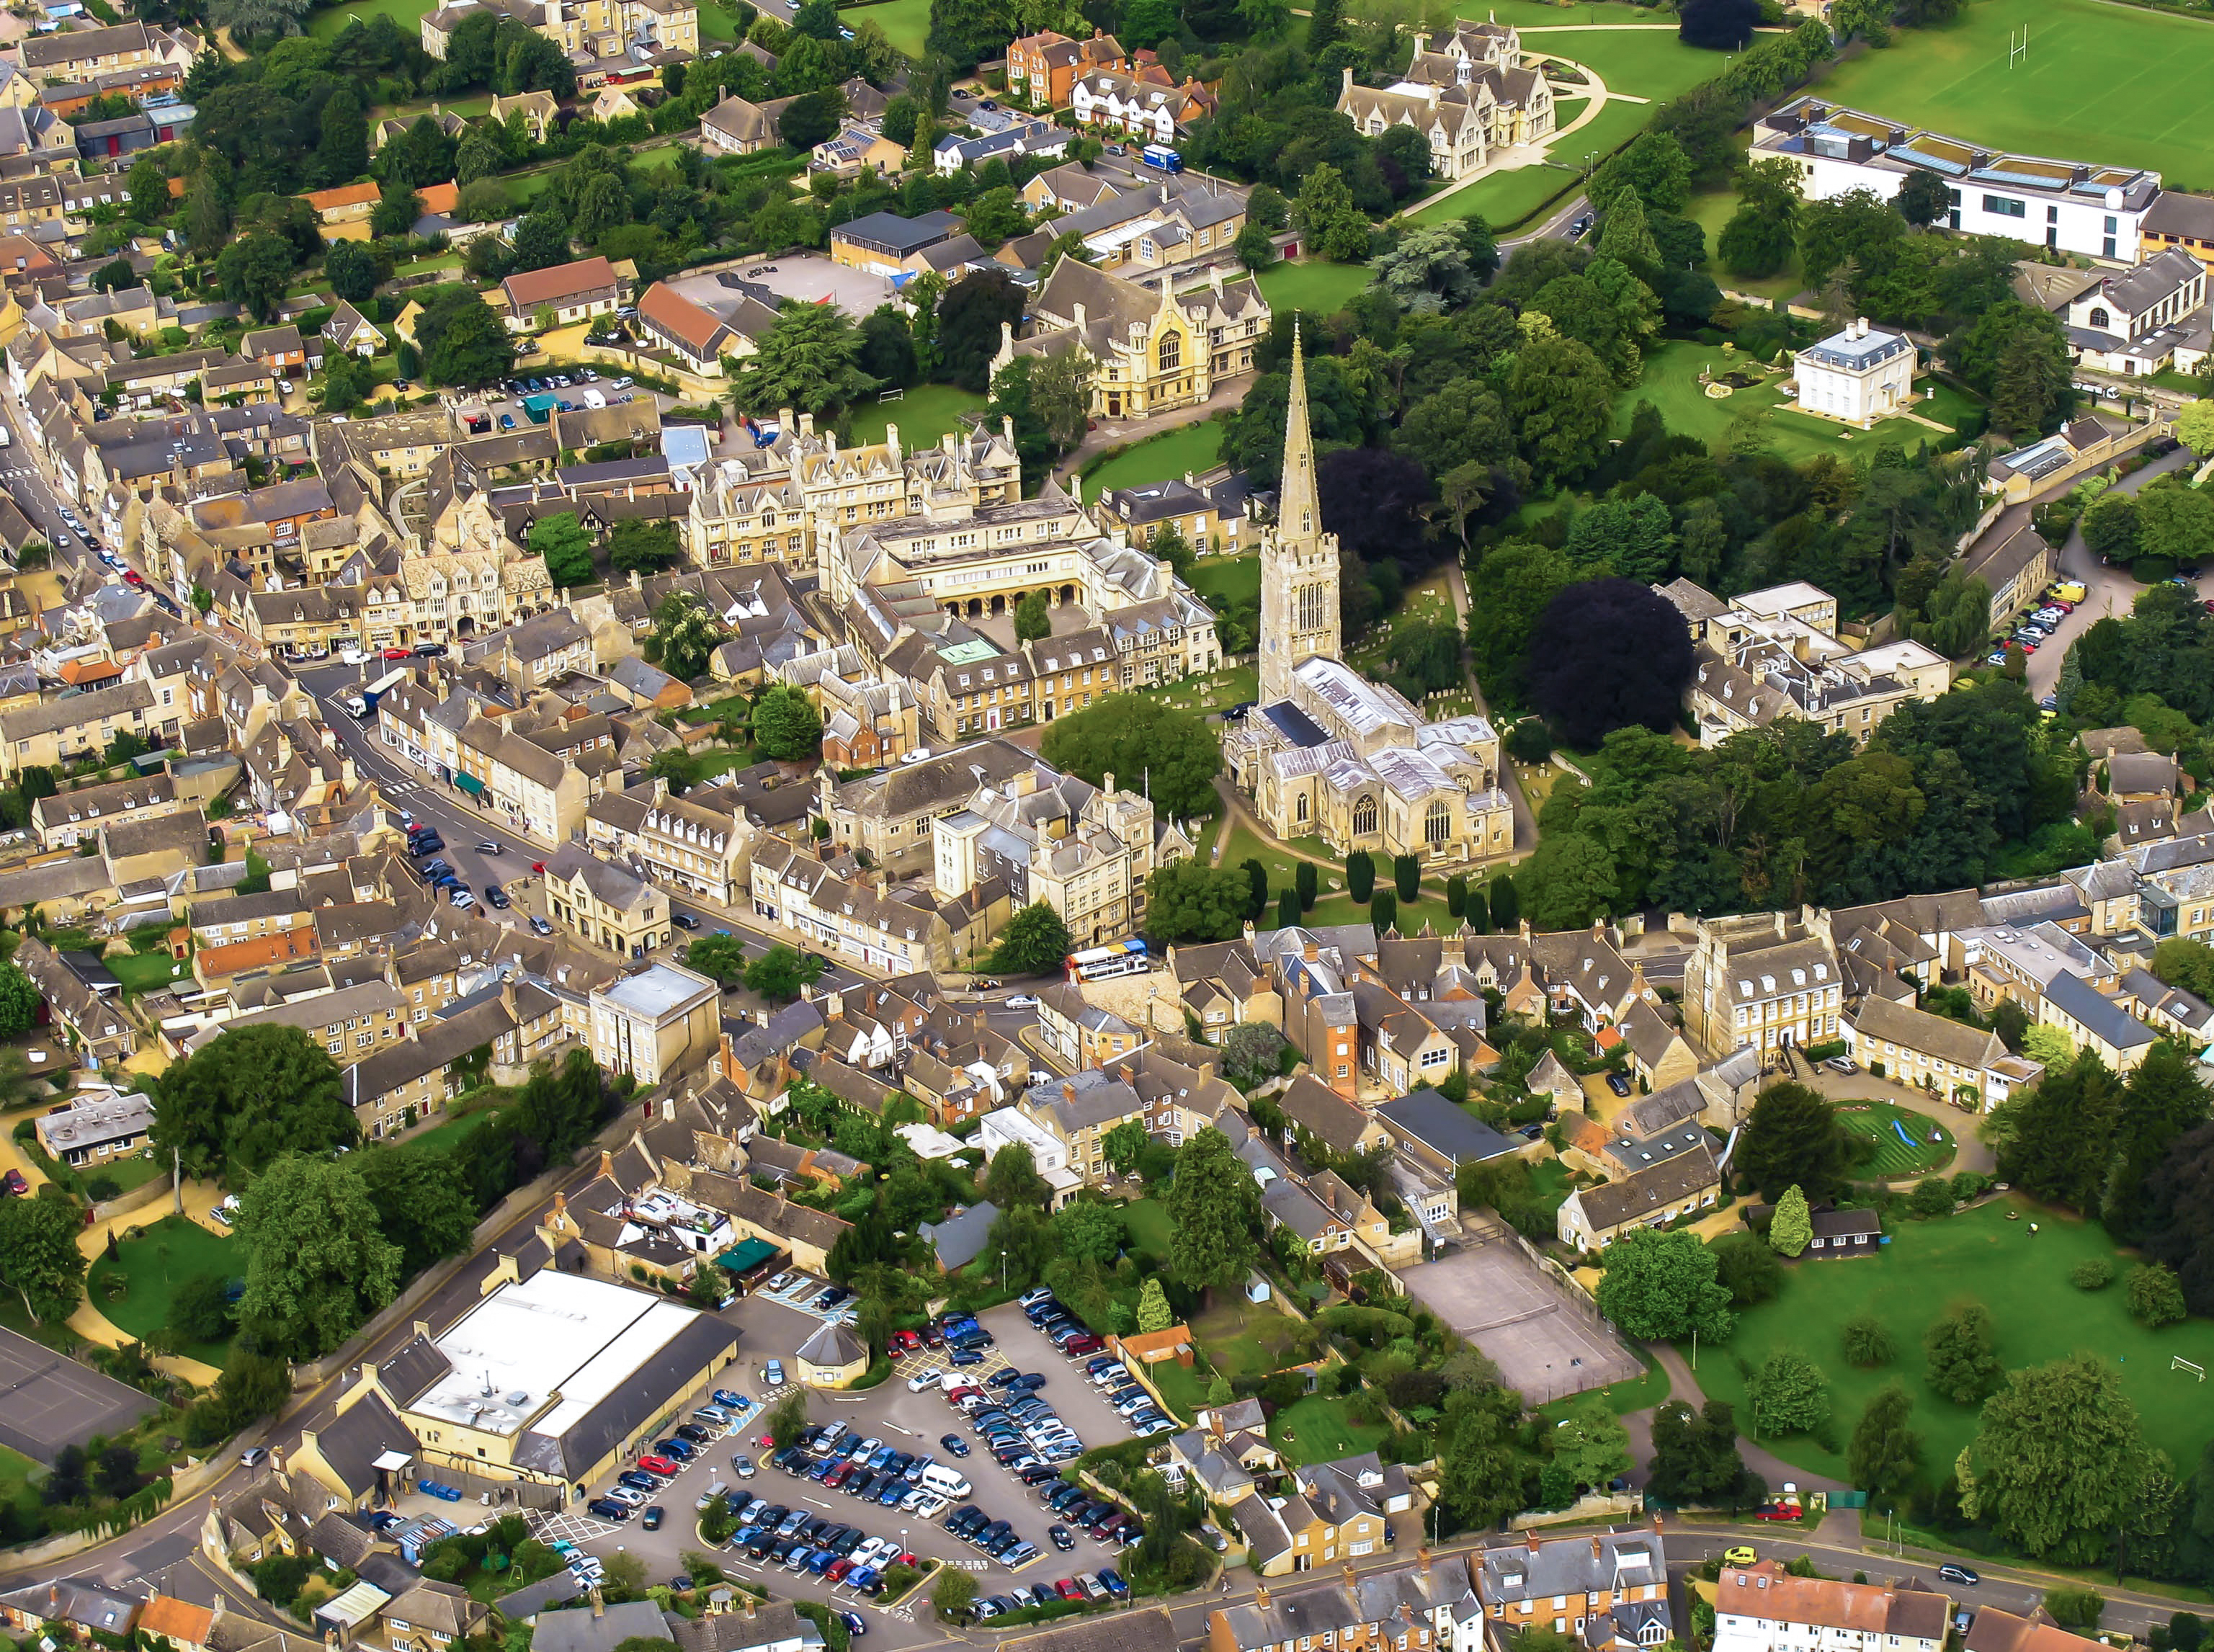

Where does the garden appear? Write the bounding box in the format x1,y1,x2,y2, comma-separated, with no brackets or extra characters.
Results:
1692,1195,2214,1488
84,1215,241,1366
1834,1102,1957,1179
1614,341,1978,463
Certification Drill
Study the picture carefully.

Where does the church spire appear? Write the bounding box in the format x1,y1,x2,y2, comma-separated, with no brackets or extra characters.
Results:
1280,317,1317,543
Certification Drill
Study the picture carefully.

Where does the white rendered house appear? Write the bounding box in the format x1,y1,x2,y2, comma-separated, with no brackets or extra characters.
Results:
1793,318,1915,427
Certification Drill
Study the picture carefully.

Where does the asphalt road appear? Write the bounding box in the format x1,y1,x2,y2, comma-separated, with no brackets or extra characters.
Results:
2024,442,2199,698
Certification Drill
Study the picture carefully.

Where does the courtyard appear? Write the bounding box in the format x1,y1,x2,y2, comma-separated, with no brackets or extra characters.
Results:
1693,1195,2214,1487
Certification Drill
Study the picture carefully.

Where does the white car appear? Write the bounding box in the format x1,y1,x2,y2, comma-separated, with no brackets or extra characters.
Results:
906,1367,945,1393
604,1487,647,1508
1005,994,1039,1009
852,1537,893,1568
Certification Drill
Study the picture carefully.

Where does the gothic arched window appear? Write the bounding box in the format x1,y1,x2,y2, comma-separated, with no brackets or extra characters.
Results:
1352,795,1378,836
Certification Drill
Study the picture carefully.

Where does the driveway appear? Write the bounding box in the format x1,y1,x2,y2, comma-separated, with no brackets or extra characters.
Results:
1789,1067,1996,1175
2025,440,2197,698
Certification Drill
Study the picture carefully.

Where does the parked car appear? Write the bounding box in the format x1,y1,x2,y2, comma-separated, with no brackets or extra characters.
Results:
1938,1565,1980,1587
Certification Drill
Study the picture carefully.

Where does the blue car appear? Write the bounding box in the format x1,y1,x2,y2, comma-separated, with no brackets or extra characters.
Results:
1098,1569,1129,1597
714,1389,747,1410
949,1348,984,1367
619,1471,659,1493
939,1434,970,1457
656,1437,698,1460
878,1481,906,1506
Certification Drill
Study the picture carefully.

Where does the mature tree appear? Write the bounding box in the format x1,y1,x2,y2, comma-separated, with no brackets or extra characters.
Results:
1525,578,1695,751
2136,484,2214,573
1769,1184,1813,1256
507,210,573,272
651,594,723,682
1437,1380,1528,1530
1553,1400,1632,1490
733,300,875,416
751,684,823,761
0,963,37,1038
0,1189,86,1326
356,1145,476,1280
1849,1381,1923,1499
1370,225,1487,313
1735,1082,1855,1203
1013,589,1051,643
983,1143,1051,1210
1147,860,1254,945
744,945,826,1003
682,932,749,985
934,269,1029,393
1522,833,1619,930
1467,540,1577,713
1708,1229,1785,1305
1039,696,1220,821
1895,169,1953,229
1990,326,2076,436
1507,334,1615,485
2104,1041,2208,1243
413,284,516,388
1594,1228,1734,1342
933,1568,978,1622
606,519,680,576
1648,1398,1760,1508
777,89,844,151
1292,163,1372,262
1748,1348,1830,1437
1718,158,1800,277
2129,1262,2188,1328
1319,447,1436,589
1165,1126,1262,1291
1843,1313,1895,1367
985,901,1073,975
1924,1300,2005,1403
1999,1052,2123,1213
1053,1201,1123,1265
153,1024,355,1178
1961,1352,2151,1562
1593,130,1694,215
215,233,297,323
1103,1117,1151,1176
323,238,381,305
233,1154,403,1357
528,512,595,589
1135,1276,1174,1333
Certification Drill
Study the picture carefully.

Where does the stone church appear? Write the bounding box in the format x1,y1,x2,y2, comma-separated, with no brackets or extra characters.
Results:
1225,331,1515,868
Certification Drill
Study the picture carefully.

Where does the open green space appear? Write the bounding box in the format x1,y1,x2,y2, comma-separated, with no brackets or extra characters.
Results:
1190,1297,1306,1380
1122,1197,1172,1264
1267,1392,1391,1465
844,0,930,54
1615,340,1974,463
1186,553,1258,611
1540,1349,1672,1419
108,950,189,996
1835,1100,1956,1179
308,0,440,38
1126,662,1259,719
1445,0,1687,25
406,1101,501,1158
1524,24,1723,104
1817,0,2214,191
1694,1195,2214,1486
1684,183,1806,303
1413,159,1581,230
1083,420,1224,495
848,383,987,452
85,1215,238,1365
1256,259,1372,318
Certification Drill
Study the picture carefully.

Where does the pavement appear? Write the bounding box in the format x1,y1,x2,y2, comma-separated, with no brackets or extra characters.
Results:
2023,440,2198,698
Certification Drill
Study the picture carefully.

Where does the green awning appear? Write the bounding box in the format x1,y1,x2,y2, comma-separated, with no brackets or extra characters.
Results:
717,1236,781,1274
453,770,485,795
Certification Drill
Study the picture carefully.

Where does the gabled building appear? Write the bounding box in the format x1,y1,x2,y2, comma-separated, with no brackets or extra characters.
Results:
1474,1524,1671,1652
1710,1562,1946,1652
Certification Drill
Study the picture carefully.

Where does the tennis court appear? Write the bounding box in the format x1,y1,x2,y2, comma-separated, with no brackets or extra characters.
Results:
0,1328,157,1463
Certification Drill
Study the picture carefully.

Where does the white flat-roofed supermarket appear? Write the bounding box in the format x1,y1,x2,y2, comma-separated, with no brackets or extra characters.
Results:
411,1269,706,1439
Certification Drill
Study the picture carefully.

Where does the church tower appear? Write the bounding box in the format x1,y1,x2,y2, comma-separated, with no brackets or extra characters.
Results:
1258,323,1343,705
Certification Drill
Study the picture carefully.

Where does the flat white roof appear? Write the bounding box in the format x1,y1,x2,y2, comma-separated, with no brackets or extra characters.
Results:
599,960,716,1020
411,1269,705,1439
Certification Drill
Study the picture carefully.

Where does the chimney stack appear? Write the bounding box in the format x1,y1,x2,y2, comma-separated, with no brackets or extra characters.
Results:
1342,1562,1357,1588
1063,1081,1076,1104
1256,1585,1271,1609
1591,1535,1603,1561
1526,1529,1541,1554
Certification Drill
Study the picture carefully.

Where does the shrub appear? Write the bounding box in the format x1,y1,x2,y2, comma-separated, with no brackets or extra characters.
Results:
2129,1261,2187,1328
1841,1313,1893,1367
2044,1587,2106,1633
1908,1177,1953,1218
2070,1257,2115,1291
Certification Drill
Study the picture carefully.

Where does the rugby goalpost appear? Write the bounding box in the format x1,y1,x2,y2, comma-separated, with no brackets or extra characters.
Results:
2174,1355,2205,1382
2008,24,2030,66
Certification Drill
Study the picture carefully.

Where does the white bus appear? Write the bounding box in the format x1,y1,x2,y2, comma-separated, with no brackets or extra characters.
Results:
1068,939,1150,981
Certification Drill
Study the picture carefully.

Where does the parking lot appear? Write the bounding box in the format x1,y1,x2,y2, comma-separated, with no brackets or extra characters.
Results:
552,1288,1144,1615
454,365,656,434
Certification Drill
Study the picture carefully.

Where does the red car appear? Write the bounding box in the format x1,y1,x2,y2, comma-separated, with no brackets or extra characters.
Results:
122,570,144,586
382,647,411,660
827,1559,854,1583
1755,1503,1803,1522
636,1455,681,1476
0,1169,27,1196
1063,1334,1104,1355
1055,1580,1084,1602
888,1330,922,1354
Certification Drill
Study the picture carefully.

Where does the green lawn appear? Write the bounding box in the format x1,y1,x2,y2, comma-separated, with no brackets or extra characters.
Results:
1083,421,1225,495
85,1215,238,1365
1835,1100,1956,1179
1685,183,1805,303
1540,1349,1671,1420
109,950,188,996
1445,0,1688,24
1817,0,2214,191
308,0,439,37
1523,23,1722,104
1187,553,1258,611
1616,340,1975,463
1191,1298,1306,1379
1122,1198,1172,1264
1255,259,1372,318
1695,1195,2214,1486
1126,662,1258,718
406,1102,497,1158
1267,1393,1391,1466
844,0,929,54
848,383,987,452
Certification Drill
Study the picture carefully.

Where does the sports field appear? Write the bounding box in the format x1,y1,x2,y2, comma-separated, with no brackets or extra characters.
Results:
1695,1195,2214,1488
1818,0,2214,189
